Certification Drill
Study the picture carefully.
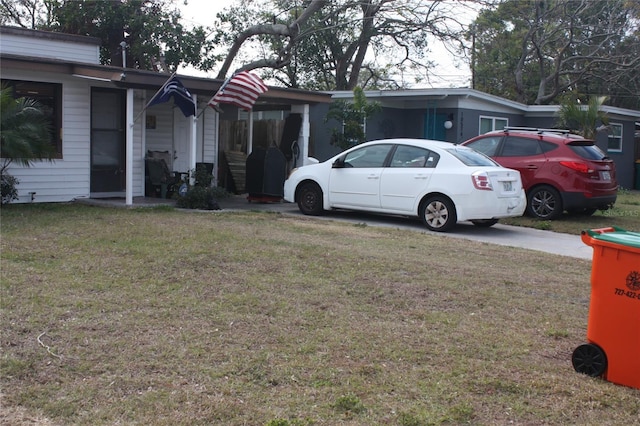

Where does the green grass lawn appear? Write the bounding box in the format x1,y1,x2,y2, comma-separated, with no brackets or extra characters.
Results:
1,203,639,425
500,189,640,234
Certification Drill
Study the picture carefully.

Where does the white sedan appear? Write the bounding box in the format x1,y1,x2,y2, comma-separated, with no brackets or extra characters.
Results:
284,139,526,232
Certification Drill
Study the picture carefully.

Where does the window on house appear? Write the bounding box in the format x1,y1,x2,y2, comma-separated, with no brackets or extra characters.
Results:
2,79,63,158
479,116,508,134
607,123,623,153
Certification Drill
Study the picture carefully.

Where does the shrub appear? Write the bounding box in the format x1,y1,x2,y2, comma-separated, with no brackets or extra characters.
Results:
175,186,220,210
1,172,19,205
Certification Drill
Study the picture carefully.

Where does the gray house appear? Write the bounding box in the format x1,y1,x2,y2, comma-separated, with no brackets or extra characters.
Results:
312,89,640,189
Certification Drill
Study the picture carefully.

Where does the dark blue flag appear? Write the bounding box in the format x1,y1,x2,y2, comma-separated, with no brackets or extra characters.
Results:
148,75,196,117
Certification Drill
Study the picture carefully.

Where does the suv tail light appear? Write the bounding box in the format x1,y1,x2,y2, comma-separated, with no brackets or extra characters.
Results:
560,161,593,174
471,171,493,191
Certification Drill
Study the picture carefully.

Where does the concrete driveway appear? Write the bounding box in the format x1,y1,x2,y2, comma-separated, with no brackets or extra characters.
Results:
217,196,594,260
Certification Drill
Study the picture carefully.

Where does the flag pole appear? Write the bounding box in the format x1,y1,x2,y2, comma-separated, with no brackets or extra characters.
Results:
132,71,178,125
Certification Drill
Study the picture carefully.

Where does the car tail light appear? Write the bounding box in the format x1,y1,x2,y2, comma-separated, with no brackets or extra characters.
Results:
560,161,593,174
471,171,493,191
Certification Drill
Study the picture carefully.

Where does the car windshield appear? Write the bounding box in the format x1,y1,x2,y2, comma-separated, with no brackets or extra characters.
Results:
447,147,499,166
568,142,608,161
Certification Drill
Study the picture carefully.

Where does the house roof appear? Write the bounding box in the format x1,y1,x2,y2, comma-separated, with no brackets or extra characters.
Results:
329,88,640,120
0,25,101,46
0,24,331,107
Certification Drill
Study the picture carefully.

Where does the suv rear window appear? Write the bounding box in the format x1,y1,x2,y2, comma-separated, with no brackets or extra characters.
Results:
568,142,607,160
502,137,542,156
447,147,498,166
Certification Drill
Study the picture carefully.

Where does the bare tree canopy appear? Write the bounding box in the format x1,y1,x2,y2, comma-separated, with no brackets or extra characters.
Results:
470,0,640,107
212,0,484,90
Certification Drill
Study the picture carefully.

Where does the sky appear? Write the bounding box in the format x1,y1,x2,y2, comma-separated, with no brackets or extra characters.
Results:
177,0,472,88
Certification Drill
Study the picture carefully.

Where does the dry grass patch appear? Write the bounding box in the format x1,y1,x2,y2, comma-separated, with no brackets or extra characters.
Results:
1,204,639,425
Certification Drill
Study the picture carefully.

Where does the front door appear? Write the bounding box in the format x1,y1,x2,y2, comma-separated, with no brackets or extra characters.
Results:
424,112,447,141
90,89,126,194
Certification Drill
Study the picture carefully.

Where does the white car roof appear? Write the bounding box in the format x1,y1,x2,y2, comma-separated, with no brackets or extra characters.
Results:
360,138,463,152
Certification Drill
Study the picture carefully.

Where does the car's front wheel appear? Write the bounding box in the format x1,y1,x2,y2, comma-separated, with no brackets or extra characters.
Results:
526,185,563,219
296,181,324,216
420,195,457,232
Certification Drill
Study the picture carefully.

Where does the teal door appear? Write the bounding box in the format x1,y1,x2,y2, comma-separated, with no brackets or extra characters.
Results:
424,112,447,141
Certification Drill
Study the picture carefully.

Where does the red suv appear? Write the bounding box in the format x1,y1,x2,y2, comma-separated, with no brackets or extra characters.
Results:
462,127,618,219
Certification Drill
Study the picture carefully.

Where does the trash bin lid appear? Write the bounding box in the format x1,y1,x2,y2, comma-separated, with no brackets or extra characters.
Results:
585,227,640,249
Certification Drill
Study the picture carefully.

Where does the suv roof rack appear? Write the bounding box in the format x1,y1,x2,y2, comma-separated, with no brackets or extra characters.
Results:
502,126,572,135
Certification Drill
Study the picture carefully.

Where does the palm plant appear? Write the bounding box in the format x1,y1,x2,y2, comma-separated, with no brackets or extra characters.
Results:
556,95,609,139
1,85,55,204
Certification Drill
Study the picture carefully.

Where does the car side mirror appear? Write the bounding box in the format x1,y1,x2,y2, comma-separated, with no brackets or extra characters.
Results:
332,158,345,168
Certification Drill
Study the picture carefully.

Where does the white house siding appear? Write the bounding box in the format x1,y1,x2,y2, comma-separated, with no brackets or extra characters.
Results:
132,96,145,197
0,29,100,64
143,98,219,180
4,71,94,203
198,103,218,183
144,102,176,168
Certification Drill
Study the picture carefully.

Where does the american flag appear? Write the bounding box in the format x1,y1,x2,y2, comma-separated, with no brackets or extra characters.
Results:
208,71,268,111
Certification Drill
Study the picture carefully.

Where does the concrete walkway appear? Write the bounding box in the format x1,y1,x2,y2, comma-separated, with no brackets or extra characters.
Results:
217,195,594,260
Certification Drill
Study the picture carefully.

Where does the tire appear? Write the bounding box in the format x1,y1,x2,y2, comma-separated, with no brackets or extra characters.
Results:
296,181,324,216
572,343,607,378
471,219,499,228
420,195,457,232
526,185,563,219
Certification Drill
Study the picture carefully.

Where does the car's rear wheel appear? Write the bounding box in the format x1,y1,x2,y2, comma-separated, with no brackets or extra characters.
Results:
471,219,499,227
296,181,324,216
526,185,563,219
420,196,456,232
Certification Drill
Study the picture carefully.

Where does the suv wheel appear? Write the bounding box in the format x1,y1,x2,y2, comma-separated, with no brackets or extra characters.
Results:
527,185,563,220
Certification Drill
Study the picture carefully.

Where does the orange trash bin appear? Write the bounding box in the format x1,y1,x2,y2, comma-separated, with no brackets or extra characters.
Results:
572,227,640,389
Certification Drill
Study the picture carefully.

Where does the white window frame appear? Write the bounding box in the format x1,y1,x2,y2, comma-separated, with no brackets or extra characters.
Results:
479,116,508,134
607,123,623,153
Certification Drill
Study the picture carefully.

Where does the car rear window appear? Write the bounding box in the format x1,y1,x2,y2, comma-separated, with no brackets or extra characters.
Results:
568,142,608,160
447,147,499,166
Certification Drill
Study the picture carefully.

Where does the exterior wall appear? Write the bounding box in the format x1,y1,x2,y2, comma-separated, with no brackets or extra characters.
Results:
596,120,636,190
317,91,639,189
144,101,176,166
2,71,156,203
198,102,218,183
132,96,145,196
308,103,337,162
0,26,100,64
3,70,93,203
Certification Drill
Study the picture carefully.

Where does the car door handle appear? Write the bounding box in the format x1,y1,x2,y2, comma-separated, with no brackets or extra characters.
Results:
526,165,538,170
414,174,429,179
367,175,379,179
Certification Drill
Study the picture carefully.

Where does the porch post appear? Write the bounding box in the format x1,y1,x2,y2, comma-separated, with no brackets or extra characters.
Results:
125,88,134,206
291,104,310,165
189,93,197,185
247,111,254,154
